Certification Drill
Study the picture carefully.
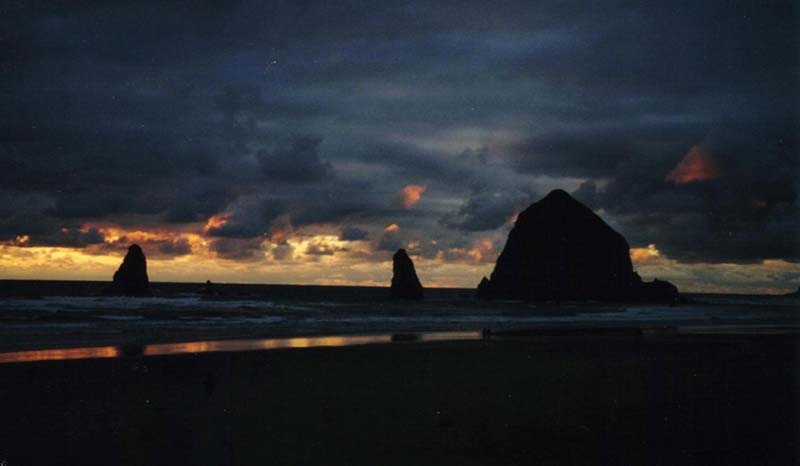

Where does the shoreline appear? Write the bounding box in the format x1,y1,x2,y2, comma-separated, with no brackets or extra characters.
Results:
2,278,798,298
1,324,797,364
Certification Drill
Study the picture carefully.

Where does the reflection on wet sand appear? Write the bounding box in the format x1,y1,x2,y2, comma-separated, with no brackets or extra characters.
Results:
0,346,120,364
143,334,397,356
677,324,800,335
0,331,483,364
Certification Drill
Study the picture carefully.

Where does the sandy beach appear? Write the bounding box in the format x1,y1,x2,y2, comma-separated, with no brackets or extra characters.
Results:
0,331,795,466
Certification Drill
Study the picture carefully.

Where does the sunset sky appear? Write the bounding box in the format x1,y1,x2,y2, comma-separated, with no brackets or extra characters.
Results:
1,1,797,293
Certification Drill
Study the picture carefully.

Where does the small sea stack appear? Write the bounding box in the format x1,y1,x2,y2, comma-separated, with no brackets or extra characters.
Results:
111,244,150,294
390,249,424,300
477,189,679,303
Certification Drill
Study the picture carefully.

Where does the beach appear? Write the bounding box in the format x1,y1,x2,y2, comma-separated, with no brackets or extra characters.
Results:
0,331,796,465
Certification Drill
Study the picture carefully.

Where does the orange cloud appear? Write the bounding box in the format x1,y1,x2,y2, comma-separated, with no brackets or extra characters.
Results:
666,145,719,184
438,238,497,264
384,223,400,233
400,184,427,208
467,239,496,263
269,229,287,243
203,213,229,233
630,244,661,263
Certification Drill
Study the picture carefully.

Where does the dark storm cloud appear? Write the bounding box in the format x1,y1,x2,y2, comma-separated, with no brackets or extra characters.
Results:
339,226,369,241
208,238,265,261
1,0,796,267
508,130,639,178
573,119,799,263
204,177,383,239
257,136,331,183
23,227,106,248
377,234,403,253
157,237,193,257
205,196,289,239
442,188,537,232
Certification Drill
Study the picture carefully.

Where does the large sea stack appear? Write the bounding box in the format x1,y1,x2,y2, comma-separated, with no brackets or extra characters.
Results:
390,249,424,300
477,189,678,303
112,244,150,294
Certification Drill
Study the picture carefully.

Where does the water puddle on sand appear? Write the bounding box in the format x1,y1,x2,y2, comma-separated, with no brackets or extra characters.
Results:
0,331,482,364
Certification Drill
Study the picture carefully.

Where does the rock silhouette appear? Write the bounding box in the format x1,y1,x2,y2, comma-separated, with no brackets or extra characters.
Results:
390,249,424,300
112,244,150,294
477,189,678,303
476,276,491,298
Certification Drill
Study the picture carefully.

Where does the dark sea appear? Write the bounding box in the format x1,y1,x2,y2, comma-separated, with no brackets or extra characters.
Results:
0,280,797,354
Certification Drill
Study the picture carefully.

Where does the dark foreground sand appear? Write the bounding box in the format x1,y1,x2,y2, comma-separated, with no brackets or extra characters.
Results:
0,333,796,465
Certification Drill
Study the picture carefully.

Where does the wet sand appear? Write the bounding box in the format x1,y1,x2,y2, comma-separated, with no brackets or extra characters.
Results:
0,333,796,465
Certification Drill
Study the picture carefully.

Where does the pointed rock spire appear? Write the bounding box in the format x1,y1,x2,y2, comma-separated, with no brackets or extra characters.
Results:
112,244,150,294
390,249,424,300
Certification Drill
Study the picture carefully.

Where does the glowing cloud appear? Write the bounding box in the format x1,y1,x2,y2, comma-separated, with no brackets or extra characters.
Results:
269,229,287,243
384,223,400,233
630,244,661,263
467,239,496,263
203,213,230,233
400,184,427,208
666,145,719,184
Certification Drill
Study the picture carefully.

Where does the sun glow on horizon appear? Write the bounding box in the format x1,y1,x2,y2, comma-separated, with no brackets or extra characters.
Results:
1,223,798,294
630,244,661,263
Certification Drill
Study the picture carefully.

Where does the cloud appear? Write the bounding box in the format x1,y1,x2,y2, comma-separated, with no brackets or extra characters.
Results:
398,184,427,208
157,237,193,257
666,145,719,184
377,224,402,251
209,238,266,261
0,0,796,279
572,120,798,264
339,226,369,241
204,196,289,238
437,238,498,264
442,189,536,231
19,227,106,248
270,241,295,261
304,238,349,256
507,130,633,177
257,136,332,183
630,244,661,264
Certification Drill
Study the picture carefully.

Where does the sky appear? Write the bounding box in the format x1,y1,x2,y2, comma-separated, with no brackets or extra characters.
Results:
1,0,798,293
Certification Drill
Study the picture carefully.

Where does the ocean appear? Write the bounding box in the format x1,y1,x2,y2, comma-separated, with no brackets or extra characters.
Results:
0,280,797,353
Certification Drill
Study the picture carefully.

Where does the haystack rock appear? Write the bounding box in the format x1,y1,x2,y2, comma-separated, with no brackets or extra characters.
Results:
477,189,679,303
112,244,150,294
390,249,424,300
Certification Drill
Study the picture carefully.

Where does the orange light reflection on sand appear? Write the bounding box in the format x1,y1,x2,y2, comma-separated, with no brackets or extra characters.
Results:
0,346,120,364
143,331,481,354
418,331,482,342
0,331,485,364
143,334,395,355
